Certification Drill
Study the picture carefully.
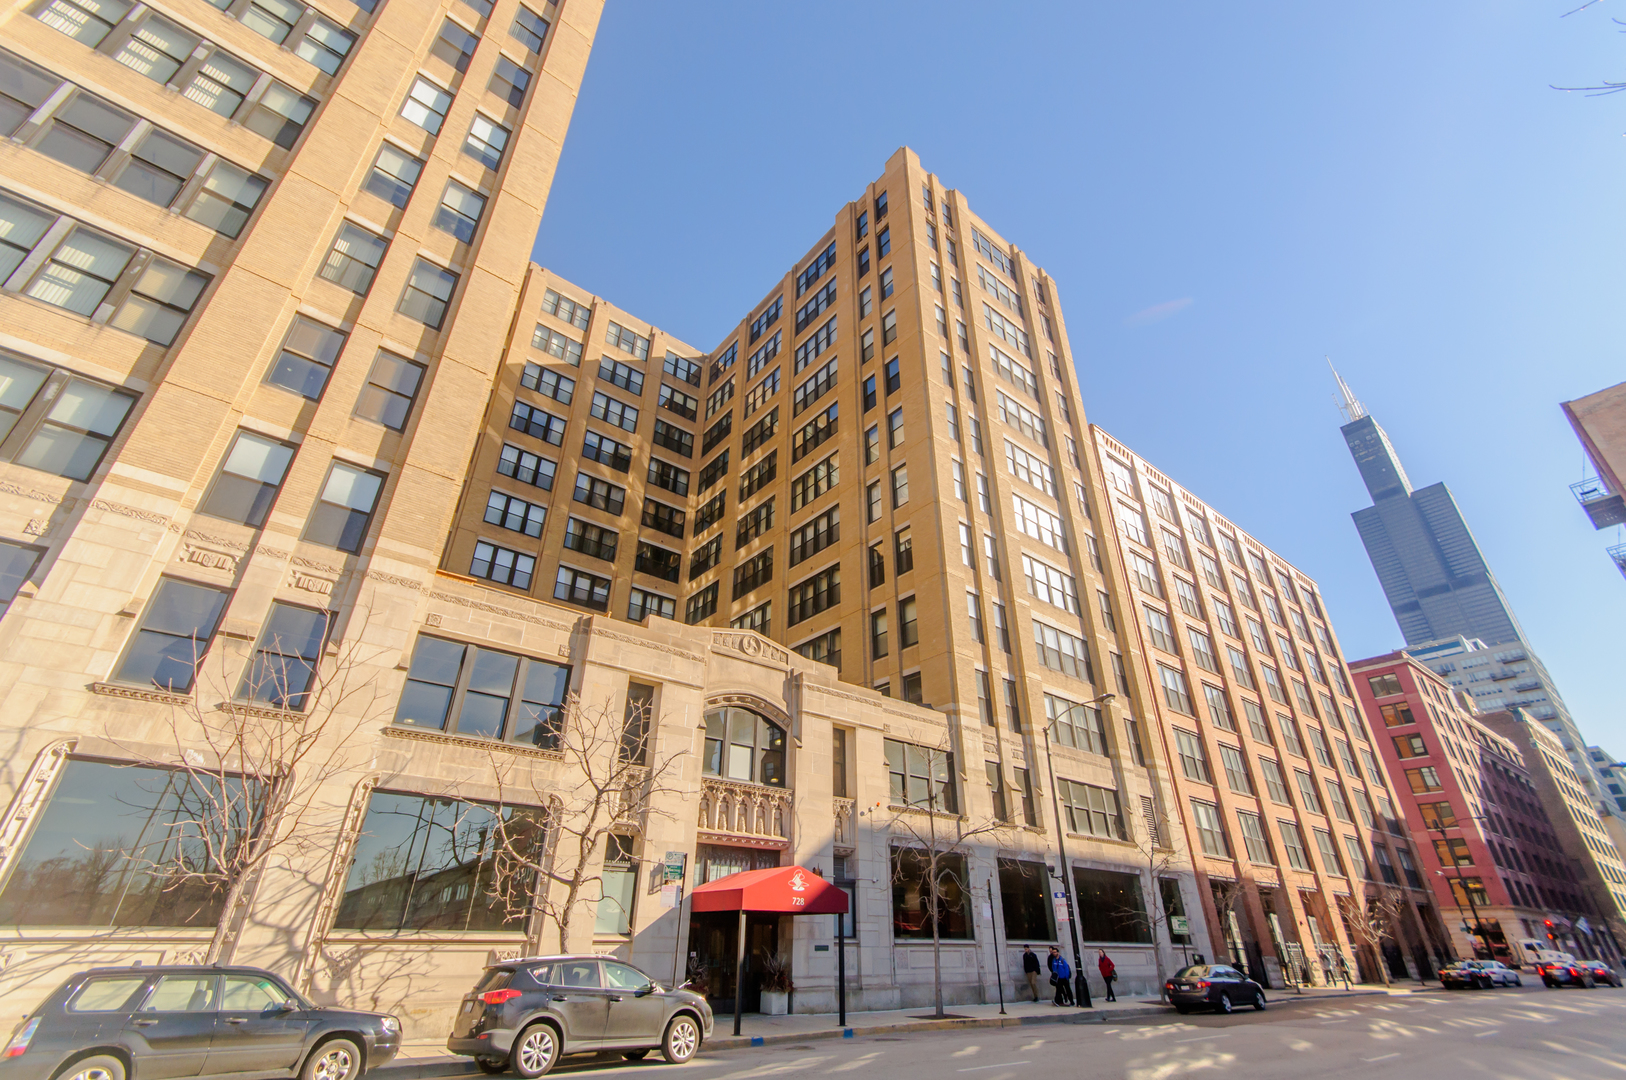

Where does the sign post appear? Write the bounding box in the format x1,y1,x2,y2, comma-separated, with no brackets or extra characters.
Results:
664,852,687,989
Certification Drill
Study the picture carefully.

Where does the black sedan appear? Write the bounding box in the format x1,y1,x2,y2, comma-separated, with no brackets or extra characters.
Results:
1164,964,1267,1014
1580,960,1623,988
0,965,399,1080
1535,960,1597,988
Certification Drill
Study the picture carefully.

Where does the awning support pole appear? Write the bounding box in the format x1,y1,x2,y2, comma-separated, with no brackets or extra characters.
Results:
836,911,846,1027
734,907,747,1037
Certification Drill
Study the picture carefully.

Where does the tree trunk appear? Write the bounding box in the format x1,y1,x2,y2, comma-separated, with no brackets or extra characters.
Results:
930,859,944,1019
206,874,247,964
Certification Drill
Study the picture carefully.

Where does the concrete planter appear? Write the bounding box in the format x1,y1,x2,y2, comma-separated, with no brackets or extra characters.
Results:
761,990,790,1015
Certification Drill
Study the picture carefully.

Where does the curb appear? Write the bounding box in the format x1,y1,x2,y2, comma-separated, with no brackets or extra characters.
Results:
375,988,1400,1078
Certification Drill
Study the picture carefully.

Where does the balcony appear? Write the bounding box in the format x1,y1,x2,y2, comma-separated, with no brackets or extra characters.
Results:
1611,543,1626,581
698,777,792,849
1571,479,1626,529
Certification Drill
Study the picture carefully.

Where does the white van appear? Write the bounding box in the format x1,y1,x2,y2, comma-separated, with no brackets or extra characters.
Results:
1516,938,1574,968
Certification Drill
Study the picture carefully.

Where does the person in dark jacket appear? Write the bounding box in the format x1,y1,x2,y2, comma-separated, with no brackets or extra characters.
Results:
1048,946,1073,1005
1022,945,1042,1001
1098,950,1117,1001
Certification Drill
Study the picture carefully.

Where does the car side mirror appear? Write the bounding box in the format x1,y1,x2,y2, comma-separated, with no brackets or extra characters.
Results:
635,984,656,997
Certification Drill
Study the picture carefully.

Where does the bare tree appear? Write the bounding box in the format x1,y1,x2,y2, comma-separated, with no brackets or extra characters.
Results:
1340,889,1408,987
107,619,389,963
883,736,1017,1019
485,691,685,954
1109,797,1181,1001
1207,876,1249,968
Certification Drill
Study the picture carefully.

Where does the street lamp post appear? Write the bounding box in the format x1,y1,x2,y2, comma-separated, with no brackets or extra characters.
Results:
1041,691,1115,1010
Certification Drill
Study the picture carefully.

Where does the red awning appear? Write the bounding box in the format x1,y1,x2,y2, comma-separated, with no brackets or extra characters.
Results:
689,865,849,915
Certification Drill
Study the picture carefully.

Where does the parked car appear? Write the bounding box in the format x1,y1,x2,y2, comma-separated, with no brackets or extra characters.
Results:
1440,961,1521,989
1579,960,1622,988
1164,964,1266,1015
0,964,399,1080
1535,958,1597,988
447,955,713,1076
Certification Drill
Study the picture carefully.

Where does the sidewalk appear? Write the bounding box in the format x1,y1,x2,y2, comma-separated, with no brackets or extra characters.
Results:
379,983,1418,1078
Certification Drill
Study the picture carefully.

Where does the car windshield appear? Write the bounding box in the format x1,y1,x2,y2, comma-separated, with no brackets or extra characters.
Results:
1172,966,1210,978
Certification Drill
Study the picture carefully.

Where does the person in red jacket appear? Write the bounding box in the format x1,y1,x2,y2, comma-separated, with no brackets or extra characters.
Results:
1098,950,1117,1002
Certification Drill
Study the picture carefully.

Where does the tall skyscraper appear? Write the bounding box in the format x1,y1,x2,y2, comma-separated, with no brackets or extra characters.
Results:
1332,369,1598,792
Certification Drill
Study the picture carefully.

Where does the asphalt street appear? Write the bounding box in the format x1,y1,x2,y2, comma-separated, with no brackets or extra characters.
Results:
534,985,1626,1080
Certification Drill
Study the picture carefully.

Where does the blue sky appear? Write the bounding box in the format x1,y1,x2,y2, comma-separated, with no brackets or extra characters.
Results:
533,2,1626,750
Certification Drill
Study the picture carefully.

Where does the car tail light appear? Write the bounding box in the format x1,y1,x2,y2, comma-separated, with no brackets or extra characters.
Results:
480,989,522,1005
4,1018,39,1058
1195,981,1210,989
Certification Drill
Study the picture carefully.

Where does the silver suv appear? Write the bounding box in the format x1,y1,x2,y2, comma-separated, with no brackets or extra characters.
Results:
447,956,712,1076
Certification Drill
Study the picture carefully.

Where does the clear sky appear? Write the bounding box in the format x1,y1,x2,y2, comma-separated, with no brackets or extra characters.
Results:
532,2,1626,751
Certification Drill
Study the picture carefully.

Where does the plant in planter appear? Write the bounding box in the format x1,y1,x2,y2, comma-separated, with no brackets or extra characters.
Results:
759,953,794,1015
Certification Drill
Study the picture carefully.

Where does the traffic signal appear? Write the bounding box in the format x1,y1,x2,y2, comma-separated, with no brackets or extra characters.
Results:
1544,919,1557,943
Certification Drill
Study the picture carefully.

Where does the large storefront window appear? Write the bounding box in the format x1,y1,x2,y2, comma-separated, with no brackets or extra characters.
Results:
998,858,1055,941
697,843,779,883
333,791,545,931
594,834,638,936
1071,867,1152,944
891,848,971,940
0,759,252,927
702,707,785,786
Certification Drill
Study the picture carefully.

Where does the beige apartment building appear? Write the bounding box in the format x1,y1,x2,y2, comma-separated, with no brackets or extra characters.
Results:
1092,429,1447,986
0,11,1215,1030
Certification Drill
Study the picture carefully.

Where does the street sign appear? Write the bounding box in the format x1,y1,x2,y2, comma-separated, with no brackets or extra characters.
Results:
1170,915,1190,934
664,852,686,883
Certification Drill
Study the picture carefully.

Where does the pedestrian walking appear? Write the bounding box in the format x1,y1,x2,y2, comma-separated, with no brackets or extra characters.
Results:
1022,945,1042,1002
1048,946,1074,1006
1097,950,1117,1002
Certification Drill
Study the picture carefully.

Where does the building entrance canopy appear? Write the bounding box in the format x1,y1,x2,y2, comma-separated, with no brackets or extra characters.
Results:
690,865,848,915
690,866,849,1034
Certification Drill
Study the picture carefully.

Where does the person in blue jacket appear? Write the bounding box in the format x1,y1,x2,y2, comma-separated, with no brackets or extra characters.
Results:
1047,946,1074,1005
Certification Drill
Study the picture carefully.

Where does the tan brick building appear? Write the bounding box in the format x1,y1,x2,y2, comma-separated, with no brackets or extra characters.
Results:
0,0,1214,1028
1092,428,1446,986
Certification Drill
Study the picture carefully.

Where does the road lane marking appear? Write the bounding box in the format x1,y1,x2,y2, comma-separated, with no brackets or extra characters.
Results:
1175,1034,1232,1043
956,1063,1030,1072
1474,1030,1500,1037
1364,1054,1400,1063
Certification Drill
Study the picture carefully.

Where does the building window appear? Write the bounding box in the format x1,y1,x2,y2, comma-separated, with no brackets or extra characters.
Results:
485,490,546,538
464,114,510,170
967,592,984,644
430,18,477,71
1032,620,1091,680
1237,811,1273,864
320,222,386,293
594,834,637,935
1190,800,1229,858
267,315,346,399
1366,673,1403,697
355,352,426,430
114,578,229,692
497,445,555,490
1294,770,1323,814
1046,693,1106,754
870,608,888,659
1218,744,1253,795
510,4,550,51
1278,820,1312,872
572,472,625,514
235,602,331,710
787,564,839,625
304,462,383,552
363,142,424,208
562,517,616,561
1070,868,1151,943
399,259,458,328
470,540,535,589
0,758,252,927
553,564,610,610
685,582,718,623
890,464,909,507
199,430,294,527
703,706,785,786
1405,766,1443,794
887,739,956,811
1159,664,1194,714
1379,702,1416,726
1313,829,1344,876
1392,733,1428,758
795,628,840,669
489,54,530,106
1174,729,1212,783
434,180,485,243
333,790,544,931
997,859,1053,941
891,848,969,940
1259,757,1291,804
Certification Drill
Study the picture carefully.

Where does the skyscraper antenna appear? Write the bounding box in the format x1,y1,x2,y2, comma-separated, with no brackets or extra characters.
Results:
1327,357,1367,422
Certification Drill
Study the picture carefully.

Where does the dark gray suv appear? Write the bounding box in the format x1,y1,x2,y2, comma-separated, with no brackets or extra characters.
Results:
0,966,400,1080
447,956,712,1076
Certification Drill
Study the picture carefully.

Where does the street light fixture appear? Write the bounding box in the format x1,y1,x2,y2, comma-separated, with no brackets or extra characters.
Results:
1427,820,1492,961
1041,690,1115,1009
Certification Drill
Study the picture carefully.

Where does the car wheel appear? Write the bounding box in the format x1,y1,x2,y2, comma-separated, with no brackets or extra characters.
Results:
1253,990,1266,1012
512,1023,560,1079
1513,976,1522,987
302,1039,361,1080
1174,1005,1190,1014
1219,993,1234,1015
623,1051,650,1061
661,1015,701,1064
61,1056,125,1080
476,1058,508,1075
1542,978,1555,988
